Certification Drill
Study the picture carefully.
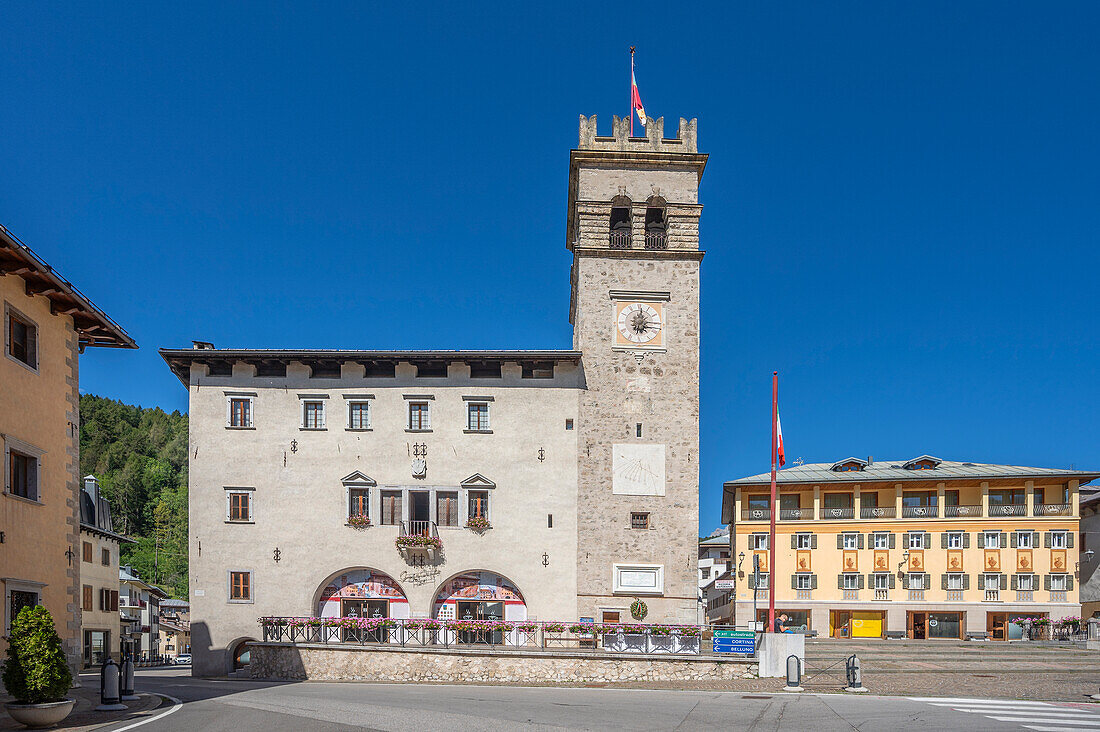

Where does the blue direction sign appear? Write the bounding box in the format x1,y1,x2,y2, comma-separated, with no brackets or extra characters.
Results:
712,630,755,654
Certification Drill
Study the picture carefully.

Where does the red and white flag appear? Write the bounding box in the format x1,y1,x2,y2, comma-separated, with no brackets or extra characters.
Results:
776,412,786,467
631,59,646,127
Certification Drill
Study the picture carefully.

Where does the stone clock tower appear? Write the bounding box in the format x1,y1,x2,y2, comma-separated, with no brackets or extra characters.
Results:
568,114,706,623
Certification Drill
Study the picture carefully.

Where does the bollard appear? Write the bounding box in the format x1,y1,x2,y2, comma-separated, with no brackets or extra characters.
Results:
782,654,803,692
96,657,127,711
844,654,868,693
121,653,137,701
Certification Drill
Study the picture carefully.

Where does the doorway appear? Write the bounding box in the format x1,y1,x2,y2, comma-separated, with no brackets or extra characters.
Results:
410,491,431,535
909,612,927,640
342,599,389,642
456,600,504,644
831,611,852,638
908,611,962,639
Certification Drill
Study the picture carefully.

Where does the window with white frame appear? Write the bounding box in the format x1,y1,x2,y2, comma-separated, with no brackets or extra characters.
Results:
749,534,768,550
947,532,963,549
795,574,812,590
408,402,431,430
436,490,458,527
225,488,254,522
909,573,925,590
947,573,963,591
1051,531,1067,549
873,533,890,549
1017,531,1033,549
1018,574,1034,591
795,533,812,550
5,304,38,371
348,487,369,518
1050,574,1067,591
842,533,858,550
874,573,890,590
466,402,490,431
983,531,1001,549
982,573,1000,591
347,401,371,430
228,571,252,602
227,396,253,428
908,532,925,549
468,489,490,521
842,573,859,590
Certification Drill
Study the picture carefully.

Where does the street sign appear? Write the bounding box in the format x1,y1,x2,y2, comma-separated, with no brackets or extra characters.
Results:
712,629,755,654
714,579,734,590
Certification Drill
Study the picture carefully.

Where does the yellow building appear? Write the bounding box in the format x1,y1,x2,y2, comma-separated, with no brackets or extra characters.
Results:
722,456,1099,640
1,226,135,670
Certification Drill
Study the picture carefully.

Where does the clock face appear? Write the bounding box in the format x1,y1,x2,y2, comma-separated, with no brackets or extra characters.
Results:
615,302,663,346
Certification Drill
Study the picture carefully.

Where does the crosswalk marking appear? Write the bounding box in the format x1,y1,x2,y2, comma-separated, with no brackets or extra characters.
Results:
910,697,1100,730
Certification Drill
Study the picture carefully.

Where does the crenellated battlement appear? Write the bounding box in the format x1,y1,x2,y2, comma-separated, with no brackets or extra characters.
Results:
578,114,698,153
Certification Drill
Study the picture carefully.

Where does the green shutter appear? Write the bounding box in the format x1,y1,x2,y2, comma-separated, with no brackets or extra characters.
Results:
811,534,818,549
1044,574,1051,591
941,574,948,590
963,532,970,549
1011,575,1018,591
858,574,865,589
962,574,970,591
811,574,818,590
889,574,896,589
1067,575,1074,590
1044,532,1052,548
837,534,844,550
1000,532,1007,548
1010,532,1017,548
889,533,896,549
791,534,797,549
791,575,798,590
1000,573,1007,590
1068,533,1074,549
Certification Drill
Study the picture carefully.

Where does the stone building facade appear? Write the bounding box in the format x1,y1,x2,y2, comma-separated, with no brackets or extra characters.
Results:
162,115,706,676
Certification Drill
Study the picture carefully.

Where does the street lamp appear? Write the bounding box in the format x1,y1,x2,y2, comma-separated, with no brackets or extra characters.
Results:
737,551,746,574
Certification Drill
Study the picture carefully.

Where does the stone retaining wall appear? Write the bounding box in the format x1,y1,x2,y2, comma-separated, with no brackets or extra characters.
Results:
249,643,754,684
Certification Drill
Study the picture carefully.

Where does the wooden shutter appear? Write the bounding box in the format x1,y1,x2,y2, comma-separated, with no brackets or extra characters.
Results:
810,574,818,590
811,534,818,549
902,533,909,549
1011,575,1018,591
1044,574,1051,591
902,573,910,590
963,532,970,548
110,591,119,611
1000,532,1007,548
1067,575,1074,590
857,534,864,549
837,534,843,550
83,586,92,612
923,532,931,549
791,575,797,590
748,574,755,590
1044,532,1052,548
889,533,896,549
1068,532,1074,548
1000,573,1007,590
83,542,92,563
858,574,865,589
889,574,896,589
941,533,948,549
941,574,948,590
791,535,797,549
1010,532,1017,548
962,574,970,590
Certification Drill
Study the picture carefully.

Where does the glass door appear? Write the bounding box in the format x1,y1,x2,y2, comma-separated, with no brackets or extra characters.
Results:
364,600,389,642
342,599,366,642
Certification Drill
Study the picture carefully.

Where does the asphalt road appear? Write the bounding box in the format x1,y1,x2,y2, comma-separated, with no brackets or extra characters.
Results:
99,667,1100,731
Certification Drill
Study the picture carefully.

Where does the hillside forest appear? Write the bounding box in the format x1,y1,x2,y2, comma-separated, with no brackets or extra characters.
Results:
79,394,189,598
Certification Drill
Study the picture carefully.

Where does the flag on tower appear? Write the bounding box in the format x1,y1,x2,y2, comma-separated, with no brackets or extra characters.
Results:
631,57,646,128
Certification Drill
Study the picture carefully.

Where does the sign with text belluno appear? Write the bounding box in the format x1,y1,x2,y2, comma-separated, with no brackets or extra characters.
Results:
712,629,755,654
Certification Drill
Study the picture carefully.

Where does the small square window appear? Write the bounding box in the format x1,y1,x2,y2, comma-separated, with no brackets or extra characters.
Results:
842,573,859,590
1018,574,1034,591
874,573,889,590
227,491,252,522
984,532,1000,549
842,534,858,550
795,534,812,550
229,571,251,601
228,398,252,428
565,419,574,431
1051,574,1067,591
909,573,925,590
947,573,963,590
630,512,649,530
873,533,890,550
947,532,963,549
1017,532,1033,549
795,574,812,590
908,533,925,549
749,534,768,550
1051,532,1067,549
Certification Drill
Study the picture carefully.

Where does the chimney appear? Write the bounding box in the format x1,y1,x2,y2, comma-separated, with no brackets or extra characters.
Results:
83,475,99,522
191,340,215,350
867,456,873,465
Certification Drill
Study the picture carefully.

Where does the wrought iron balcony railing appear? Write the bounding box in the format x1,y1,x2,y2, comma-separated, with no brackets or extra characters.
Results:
1034,503,1072,516
609,230,632,249
989,504,1027,517
945,505,983,518
902,505,938,518
779,508,812,521
860,506,896,519
741,508,770,521
643,231,667,250
820,507,854,520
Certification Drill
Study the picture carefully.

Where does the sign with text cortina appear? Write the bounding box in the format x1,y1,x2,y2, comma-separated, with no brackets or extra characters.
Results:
712,629,755,654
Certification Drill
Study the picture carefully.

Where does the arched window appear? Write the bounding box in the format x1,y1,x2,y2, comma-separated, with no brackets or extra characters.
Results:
609,195,632,249
644,196,667,249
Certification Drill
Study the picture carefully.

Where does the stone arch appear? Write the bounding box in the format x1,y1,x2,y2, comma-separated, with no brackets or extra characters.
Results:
430,569,527,622
226,636,257,672
313,567,411,620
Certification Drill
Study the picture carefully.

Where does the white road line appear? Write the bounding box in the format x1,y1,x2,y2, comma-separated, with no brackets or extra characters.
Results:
910,697,1053,705
988,717,1100,726
1025,727,1100,732
105,694,183,731
949,707,1099,715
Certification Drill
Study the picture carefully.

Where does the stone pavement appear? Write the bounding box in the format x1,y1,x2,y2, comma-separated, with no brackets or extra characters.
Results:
0,676,163,731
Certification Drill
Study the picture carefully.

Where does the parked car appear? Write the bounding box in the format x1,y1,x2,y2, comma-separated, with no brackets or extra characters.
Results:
173,654,192,665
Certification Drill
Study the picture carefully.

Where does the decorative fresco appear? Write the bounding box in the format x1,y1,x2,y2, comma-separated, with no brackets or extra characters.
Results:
984,550,1001,572
432,571,527,621
317,569,410,618
873,551,890,572
947,550,964,571
908,551,924,572
1017,549,1033,572
796,551,811,572
1051,549,1067,573
842,551,858,571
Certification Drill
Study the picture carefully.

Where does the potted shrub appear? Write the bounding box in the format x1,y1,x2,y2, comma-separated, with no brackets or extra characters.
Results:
3,606,75,728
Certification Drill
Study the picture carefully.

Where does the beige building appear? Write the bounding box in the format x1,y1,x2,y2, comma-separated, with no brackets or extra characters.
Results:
79,476,131,666
163,114,705,676
1,225,135,671
723,457,1099,639
119,565,167,660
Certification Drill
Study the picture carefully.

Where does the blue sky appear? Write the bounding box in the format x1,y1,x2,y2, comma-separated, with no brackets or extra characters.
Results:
3,3,1098,530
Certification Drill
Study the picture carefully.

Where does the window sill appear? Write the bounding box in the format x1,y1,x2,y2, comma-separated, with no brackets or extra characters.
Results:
345,428,373,432
224,520,255,525
4,352,39,374
227,599,254,604
225,426,255,430
463,429,493,434
3,492,42,506
299,427,327,431
405,429,432,433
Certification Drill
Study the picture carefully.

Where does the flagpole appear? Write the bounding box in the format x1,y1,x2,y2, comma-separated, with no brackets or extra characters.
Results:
768,371,778,632
629,46,635,137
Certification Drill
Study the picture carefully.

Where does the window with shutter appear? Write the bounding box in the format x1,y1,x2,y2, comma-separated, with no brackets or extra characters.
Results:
436,491,457,527
380,491,402,525
83,542,92,563
110,591,118,612
6,307,38,369
83,585,92,612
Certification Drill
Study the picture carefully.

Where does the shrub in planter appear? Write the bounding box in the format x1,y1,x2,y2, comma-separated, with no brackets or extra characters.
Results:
3,606,73,704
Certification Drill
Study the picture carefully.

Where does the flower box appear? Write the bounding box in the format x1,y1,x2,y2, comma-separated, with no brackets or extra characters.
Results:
395,535,442,551
347,514,372,529
465,516,492,531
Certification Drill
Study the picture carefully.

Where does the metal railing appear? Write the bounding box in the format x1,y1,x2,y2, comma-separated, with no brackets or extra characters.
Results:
820,507,854,520
902,506,938,518
861,506,896,519
1034,504,1072,516
989,504,1027,517
609,230,632,249
945,505,983,518
643,231,667,250
741,508,770,521
779,508,812,521
259,617,726,657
